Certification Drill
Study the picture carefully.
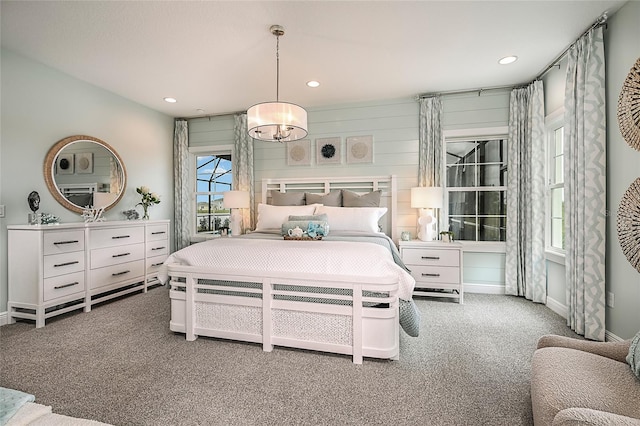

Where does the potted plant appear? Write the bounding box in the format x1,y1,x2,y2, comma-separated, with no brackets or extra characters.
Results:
440,230,454,243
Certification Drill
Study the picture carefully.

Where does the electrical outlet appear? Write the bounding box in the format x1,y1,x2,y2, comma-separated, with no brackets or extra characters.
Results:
0,205,5,218
606,292,615,308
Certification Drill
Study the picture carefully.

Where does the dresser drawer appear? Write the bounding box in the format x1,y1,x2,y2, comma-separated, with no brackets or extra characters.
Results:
90,226,144,249
90,260,145,289
91,243,145,269
146,223,169,242
43,251,85,278
43,271,86,302
147,254,168,274
402,248,460,267
146,239,168,257
409,265,460,284
43,230,85,255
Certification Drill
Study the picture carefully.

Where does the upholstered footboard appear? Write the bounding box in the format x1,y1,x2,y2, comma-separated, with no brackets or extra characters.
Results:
167,265,400,364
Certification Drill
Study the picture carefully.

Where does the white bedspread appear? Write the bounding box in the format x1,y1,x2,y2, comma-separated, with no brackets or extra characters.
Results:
160,238,415,300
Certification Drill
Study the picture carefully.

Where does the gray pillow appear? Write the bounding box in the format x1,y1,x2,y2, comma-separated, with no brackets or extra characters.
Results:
271,191,305,206
305,191,342,207
627,330,640,380
342,189,382,207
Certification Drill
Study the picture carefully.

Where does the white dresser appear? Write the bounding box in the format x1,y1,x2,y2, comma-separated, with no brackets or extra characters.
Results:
399,240,463,303
7,220,170,327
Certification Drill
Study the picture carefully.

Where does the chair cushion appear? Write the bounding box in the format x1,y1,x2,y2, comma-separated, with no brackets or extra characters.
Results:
531,347,640,426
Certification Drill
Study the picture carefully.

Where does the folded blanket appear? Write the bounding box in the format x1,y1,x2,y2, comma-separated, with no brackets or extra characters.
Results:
0,387,35,426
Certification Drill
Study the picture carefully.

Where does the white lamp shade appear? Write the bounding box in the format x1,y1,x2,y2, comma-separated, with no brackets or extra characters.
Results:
223,191,250,209
411,187,443,209
247,101,308,142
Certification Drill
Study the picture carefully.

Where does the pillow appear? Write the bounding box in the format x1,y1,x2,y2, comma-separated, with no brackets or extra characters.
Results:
627,330,640,380
255,203,318,231
270,191,305,206
305,191,342,207
288,213,329,222
281,220,330,237
342,189,382,207
315,205,387,233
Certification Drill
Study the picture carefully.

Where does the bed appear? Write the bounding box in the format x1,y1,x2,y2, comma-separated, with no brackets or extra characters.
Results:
161,175,419,364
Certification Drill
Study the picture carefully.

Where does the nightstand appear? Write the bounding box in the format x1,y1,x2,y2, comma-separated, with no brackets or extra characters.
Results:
399,240,463,303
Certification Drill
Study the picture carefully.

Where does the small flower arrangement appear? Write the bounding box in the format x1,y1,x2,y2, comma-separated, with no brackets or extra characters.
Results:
440,230,454,243
136,186,160,220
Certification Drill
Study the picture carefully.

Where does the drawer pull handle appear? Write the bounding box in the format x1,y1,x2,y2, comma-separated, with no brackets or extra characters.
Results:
152,262,164,267
422,273,441,277
151,231,166,235
112,252,131,258
421,256,440,260
112,235,130,239
152,246,165,251
53,240,79,245
112,270,130,277
54,281,79,290
54,261,79,267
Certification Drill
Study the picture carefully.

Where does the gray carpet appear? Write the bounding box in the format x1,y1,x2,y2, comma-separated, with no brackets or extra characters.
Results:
0,287,579,425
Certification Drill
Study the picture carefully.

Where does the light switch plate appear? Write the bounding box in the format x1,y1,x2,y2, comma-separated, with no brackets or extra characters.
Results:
0,205,5,218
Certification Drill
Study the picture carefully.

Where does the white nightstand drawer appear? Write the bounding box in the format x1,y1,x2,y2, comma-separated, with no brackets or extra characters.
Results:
90,226,144,249
409,265,460,284
91,243,145,269
43,271,85,302
43,230,85,255
147,254,168,275
402,248,460,267
146,223,169,242
43,251,85,278
90,260,145,289
146,240,168,257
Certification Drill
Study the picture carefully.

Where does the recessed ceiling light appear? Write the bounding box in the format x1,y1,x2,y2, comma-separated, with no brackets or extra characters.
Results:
163,97,177,103
306,80,320,88
498,56,518,65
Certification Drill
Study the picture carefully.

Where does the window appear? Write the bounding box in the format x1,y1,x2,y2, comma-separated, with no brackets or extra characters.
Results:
445,137,508,242
194,152,232,235
546,111,565,252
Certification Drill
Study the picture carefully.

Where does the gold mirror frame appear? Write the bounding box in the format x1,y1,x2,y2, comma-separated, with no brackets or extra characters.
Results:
44,135,127,214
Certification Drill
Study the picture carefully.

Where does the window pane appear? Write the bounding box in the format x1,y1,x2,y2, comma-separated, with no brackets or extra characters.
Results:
479,217,506,242
551,218,564,249
478,191,506,216
448,191,476,216
446,141,476,165
449,216,477,241
478,139,506,163
446,165,476,187
553,155,563,185
554,128,563,156
478,164,505,187
551,188,563,218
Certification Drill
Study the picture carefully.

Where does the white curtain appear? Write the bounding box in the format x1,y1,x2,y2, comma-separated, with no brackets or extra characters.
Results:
173,119,190,251
418,96,444,230
564,26,606,341
233,114,255,233
505,81,547,303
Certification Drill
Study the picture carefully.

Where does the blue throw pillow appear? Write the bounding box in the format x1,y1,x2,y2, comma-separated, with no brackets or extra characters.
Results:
627,330,640,380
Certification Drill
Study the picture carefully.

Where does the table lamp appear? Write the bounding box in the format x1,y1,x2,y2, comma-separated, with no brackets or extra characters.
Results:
223,190,250,236
411,186,443,241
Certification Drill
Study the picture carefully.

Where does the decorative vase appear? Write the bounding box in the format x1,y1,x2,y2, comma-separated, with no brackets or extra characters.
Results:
142,205,149,220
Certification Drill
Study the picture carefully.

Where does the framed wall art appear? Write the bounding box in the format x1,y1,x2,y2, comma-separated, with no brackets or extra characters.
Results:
346,135,373,164
75,152,94,174
56,153,74,175
316,137,341,165
286,139,311,166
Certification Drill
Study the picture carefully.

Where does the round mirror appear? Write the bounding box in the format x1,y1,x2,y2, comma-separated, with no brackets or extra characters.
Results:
44,135,127,214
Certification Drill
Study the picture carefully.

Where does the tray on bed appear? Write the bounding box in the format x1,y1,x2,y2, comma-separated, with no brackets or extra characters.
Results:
283,235,323,241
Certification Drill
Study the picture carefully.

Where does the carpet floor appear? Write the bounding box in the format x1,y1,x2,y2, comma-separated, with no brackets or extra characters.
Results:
0,287,579,425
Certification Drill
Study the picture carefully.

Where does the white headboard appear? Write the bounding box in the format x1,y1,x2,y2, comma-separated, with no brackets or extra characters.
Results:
261,175,397,241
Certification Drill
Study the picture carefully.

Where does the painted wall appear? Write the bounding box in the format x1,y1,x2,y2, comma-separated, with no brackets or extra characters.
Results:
0,49,175,313
541,0,640,339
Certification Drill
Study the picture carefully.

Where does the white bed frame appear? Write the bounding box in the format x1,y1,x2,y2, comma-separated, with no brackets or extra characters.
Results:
168,175,400,364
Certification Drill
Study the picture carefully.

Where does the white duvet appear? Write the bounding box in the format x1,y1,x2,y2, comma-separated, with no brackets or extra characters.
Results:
160,238,415,300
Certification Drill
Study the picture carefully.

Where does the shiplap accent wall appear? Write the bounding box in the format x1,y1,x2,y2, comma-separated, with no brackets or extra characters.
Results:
188,91,510,293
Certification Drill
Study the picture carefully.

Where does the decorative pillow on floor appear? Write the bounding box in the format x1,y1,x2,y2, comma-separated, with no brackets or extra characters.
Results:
627,330,640,380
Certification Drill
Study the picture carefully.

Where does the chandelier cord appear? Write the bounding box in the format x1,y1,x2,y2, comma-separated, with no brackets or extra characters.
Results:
275,34,280,102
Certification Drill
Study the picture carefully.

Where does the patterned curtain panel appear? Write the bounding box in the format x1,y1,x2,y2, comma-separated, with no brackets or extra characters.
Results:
564,26,606,341
233,114,255,233
173,119,190,251
505,81,547,303
418,96,444,229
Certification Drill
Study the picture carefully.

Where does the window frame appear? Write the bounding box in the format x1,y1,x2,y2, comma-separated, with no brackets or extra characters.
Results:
188,145,234,237
544,108,566,264
443,127,508,250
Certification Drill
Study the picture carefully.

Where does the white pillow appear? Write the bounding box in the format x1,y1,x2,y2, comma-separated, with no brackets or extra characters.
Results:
255,203,319,231
315,205,387,233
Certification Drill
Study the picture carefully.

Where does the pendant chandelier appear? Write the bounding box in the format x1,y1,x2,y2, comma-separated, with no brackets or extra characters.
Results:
247,25,308,143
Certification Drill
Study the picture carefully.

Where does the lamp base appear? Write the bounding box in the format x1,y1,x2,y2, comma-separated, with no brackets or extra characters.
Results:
417,209,436,241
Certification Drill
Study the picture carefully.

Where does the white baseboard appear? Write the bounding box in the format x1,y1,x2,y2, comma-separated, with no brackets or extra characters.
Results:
605,330,625,342
464,283,505,295
0,311,8,326
545,296,568,319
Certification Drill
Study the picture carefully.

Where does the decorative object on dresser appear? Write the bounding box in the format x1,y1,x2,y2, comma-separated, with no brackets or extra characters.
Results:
617,177,640,272
136,186,161,220
223,190,251,236
617,57,640,151
81,206,105,223
399,240,463,303
27,191,40,225
411,186,444,241
7,220,170,328
122,209,139,220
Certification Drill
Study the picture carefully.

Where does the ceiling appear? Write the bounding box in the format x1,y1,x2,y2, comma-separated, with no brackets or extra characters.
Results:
0,1,626,118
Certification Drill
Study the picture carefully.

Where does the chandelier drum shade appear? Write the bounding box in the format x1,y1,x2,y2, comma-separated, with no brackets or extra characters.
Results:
247,25,308,143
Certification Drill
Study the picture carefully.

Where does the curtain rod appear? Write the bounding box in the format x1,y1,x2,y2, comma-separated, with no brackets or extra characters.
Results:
416,84,522,100
534,13,608,81
178,110,246,121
